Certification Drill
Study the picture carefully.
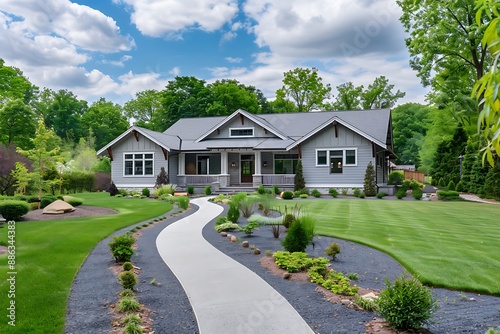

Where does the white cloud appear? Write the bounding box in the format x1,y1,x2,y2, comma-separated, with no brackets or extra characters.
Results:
114,0,239,37
225,57,242,63
170,66,181,76
0,0,135,52
116,71,170,97
243,0,404,60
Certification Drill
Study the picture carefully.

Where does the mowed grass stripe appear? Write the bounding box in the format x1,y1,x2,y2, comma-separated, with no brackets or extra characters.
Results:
274,198,500,295
0,193,172,334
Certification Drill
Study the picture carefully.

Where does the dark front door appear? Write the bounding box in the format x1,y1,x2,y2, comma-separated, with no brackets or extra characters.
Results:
241,158,254,183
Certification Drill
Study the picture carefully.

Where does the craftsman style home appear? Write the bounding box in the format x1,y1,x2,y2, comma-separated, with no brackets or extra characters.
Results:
97,109,395,193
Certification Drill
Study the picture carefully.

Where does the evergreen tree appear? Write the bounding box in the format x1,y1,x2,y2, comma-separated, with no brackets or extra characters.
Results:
483,160,500,200
461,136,490,194
294,160,305,191
363,161,377,196
155,167,169,187
430,126,468,184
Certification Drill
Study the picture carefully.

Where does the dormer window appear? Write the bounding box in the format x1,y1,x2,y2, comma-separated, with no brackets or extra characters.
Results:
229,127,254,137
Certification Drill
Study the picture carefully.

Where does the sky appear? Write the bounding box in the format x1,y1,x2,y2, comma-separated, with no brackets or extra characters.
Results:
0,0,429,107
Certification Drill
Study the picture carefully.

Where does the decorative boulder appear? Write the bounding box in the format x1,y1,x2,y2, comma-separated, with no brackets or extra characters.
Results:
220,232,227,237
241,241,249,248
42,200,75,214
230,235,238,243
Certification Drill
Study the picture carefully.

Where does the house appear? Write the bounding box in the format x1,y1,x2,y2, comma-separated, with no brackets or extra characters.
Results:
97,108,395,193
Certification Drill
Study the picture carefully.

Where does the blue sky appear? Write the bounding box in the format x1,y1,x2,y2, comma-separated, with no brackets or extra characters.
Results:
0,0,428,106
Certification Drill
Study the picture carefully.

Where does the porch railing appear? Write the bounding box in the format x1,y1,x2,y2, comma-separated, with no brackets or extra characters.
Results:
262,174,295,186
184,175,219,185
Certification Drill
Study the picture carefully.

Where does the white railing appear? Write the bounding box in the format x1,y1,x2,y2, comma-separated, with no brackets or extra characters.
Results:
184,175,219,185
262,174,295,185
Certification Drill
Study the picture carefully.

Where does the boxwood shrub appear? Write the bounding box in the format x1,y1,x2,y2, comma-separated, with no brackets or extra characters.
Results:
0,200,30,220
65,197,84,207
437,190,461,201
40,195,57,209
281,191,293,200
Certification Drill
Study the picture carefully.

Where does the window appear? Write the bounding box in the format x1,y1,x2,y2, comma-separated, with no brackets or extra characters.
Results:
124,153,154,176
274,154,299,174
315,148,358,172
317,150,327,166
229,128,254,137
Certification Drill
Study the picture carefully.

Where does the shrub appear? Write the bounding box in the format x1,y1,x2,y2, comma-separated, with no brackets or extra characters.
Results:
282,216,315,253
363,161,377,196
412,188,423,200
294,160,305,191
29,202,39,211
239,221,259,235
437,190,461,201
65,197,84,207
125,322,143,334
227,203,240,223
282,191,293,200
376,274,438,330
447,180,456,191
299,193,308,198
311,189,321,198
376,192,387,199
483,162,500,200
40,195,57,209
0,200,29,220
438,177,447,188
204,185,212,195
257,184,266,195
354,295,377,311
120,271,138,290
341,188,348,195
120,289,135,297
141,188,150,197
272,185,280,195
154,166,169,187
118,188,129,196
177,196,189,210
122,262,133,271
396,188,406,199
283,213,295,228
238,196,258,218
325,242,341,260
388,171,404,185
328,188,338,197
153,184,175,197
215,216,229,226
63,170,96,193
108,234,135,263
359,192,365,199
117,297,140,313
353,188,361,197
214,222,240,232
187,185,194,195
122,313,142,326
455,181,465,192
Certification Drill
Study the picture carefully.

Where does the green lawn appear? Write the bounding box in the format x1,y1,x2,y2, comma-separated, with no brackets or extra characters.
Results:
275,198,500,295
0,193,172,334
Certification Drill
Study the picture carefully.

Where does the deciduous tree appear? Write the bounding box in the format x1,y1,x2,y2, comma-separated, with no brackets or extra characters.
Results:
123,89,163,131
0,98,36,149
361,76,405,109
331,82,363,110
276,68,332,112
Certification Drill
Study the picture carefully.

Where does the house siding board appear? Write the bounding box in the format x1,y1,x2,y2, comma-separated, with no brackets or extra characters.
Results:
169,154,178,185
300,124,371,186
261,152,274,174
206,116,276,139
111,133,167,187
228,153,239,184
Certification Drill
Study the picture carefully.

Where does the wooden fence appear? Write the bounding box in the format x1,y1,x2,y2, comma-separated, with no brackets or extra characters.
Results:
404,170,425,183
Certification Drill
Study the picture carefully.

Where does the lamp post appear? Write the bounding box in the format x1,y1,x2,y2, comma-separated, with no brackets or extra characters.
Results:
458,155,463,179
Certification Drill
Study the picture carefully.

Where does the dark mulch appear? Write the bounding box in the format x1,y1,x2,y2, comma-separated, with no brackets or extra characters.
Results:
22,205,117,221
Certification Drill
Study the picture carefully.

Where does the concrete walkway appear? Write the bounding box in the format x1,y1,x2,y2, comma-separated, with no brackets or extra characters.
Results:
156,197,315,334
460,193,500,204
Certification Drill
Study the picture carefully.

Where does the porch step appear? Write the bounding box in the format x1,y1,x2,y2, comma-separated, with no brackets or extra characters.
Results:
217,187,256,195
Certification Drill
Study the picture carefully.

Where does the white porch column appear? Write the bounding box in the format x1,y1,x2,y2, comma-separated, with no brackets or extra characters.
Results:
221,151,228,175
178,153,185,175
254,151,262,175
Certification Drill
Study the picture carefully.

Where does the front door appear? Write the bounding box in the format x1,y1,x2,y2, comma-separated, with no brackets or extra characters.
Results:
240,155,254,183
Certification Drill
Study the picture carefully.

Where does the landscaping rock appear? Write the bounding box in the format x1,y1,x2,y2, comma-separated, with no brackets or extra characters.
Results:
360,292,378,301
42,200,75,214
241,241,249,248
283,272,291,280
230,235,237,243
254,248,261,255
226,234,232,240
220,232,227,237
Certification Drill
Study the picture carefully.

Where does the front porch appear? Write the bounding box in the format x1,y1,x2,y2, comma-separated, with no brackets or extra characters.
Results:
175,151,297,191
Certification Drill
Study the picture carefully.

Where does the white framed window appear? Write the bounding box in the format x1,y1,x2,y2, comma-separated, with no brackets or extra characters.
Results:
274,154,299,174
124,153,154,176
315,148,358,170
229,127,254,138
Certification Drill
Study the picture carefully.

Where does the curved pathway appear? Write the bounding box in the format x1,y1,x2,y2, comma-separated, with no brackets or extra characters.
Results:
156,197,315,334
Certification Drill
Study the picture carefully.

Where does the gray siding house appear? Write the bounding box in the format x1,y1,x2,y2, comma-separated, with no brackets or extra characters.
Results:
97,109,395,193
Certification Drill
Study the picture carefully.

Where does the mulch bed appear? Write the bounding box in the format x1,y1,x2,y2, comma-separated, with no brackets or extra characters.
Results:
21,205,118,221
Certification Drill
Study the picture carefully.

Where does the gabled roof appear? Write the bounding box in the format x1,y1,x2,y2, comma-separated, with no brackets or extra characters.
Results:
159,109,394,153
96,125,180,155
194,109,288,142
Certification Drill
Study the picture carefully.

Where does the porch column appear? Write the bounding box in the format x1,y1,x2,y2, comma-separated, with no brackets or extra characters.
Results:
220,151,228,174
178,153,185,175
254,151,262,175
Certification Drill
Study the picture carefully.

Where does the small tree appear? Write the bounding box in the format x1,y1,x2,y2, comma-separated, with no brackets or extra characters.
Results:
363,161,377,196
17,120,60,207
294,159,305,191
155,167,169,188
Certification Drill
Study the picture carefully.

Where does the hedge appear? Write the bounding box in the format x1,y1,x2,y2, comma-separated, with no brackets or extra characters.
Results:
0,200,30,221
